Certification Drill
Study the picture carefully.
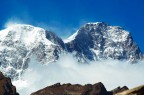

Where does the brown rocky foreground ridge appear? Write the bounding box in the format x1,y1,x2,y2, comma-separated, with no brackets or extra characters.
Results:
31,82,129,95
31,82,112,95
0,71,19,95
31,83,144,95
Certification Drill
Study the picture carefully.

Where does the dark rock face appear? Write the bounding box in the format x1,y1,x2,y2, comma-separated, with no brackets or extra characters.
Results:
0,71,19,95
45,30,65,49
111,86,129,94
31,82,112,95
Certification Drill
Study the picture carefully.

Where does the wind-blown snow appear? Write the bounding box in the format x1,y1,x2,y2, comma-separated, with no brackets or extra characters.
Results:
0,24,54,46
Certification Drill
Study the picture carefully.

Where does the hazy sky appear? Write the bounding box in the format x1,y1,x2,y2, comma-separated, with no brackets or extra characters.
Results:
0,0,144,51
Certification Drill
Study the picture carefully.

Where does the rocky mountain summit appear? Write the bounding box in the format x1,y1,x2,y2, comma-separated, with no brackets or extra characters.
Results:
0,71,19,95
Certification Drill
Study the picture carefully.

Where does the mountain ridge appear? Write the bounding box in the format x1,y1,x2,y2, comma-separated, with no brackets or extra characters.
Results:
0,22,143,79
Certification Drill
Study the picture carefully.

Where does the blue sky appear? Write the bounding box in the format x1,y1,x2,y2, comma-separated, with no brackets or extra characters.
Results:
0,0,144,51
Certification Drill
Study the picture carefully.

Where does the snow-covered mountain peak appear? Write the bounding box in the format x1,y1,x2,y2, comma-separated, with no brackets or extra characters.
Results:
65,22,130,44
0,24,64,79
65,22,143,62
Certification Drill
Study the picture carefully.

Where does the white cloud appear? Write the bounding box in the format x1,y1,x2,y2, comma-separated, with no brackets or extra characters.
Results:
13,54,144,95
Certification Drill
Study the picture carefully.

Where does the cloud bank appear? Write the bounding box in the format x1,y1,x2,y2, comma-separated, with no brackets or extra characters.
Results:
12,54,144,95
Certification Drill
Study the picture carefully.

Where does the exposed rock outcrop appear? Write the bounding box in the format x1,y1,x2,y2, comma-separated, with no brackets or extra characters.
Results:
31,82,113,95
0,71,19,95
